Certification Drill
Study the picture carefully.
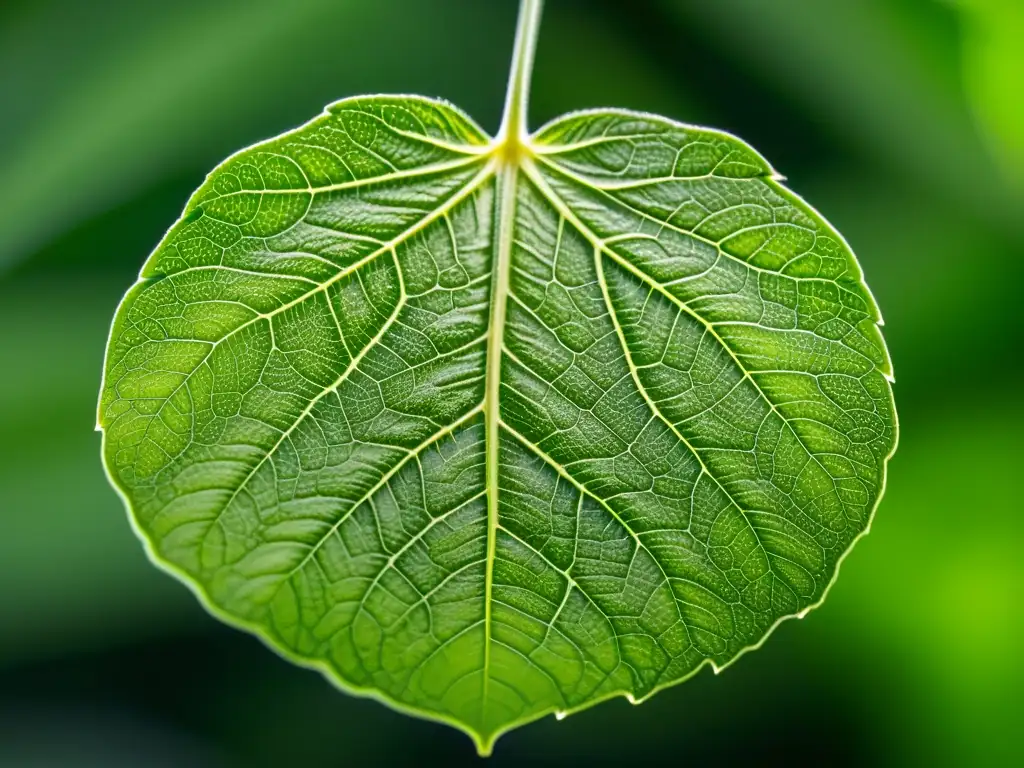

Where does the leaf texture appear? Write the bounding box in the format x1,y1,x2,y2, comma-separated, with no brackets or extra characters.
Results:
99,95,896,753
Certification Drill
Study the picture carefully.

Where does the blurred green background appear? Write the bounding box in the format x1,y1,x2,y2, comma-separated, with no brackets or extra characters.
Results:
1,0,1021,765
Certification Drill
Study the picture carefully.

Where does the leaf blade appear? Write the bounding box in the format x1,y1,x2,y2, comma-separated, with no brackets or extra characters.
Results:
99,98,896,754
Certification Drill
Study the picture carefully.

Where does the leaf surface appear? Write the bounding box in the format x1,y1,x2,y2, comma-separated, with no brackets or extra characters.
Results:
99,7,896,755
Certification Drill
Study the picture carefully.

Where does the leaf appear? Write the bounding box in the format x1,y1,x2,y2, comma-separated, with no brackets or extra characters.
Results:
957,0,1024,184
98,0,896,754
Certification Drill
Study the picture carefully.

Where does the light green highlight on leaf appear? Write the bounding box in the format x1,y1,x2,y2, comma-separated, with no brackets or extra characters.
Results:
99,0,896,754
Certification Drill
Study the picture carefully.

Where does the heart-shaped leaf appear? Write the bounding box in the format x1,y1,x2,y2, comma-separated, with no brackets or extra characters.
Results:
99,0,896,754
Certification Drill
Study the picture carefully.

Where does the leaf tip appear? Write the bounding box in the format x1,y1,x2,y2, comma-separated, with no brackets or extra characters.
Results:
474,736,496,759
554,710,567,721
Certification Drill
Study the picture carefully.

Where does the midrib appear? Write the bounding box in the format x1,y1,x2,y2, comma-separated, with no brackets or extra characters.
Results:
479,0,542,738
481,158,518,717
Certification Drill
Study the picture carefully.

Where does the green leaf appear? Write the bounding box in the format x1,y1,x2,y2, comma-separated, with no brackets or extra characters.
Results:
957,0,1024,184
99,0,896,754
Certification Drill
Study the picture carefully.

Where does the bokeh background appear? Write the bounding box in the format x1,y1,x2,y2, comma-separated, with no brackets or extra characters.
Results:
1,0,1021,765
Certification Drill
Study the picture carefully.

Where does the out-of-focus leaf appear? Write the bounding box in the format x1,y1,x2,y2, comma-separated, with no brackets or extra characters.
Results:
663,0,1022,228
957,0,1024,183
0,279,197,662
0,0,512,272
810,407,1023,766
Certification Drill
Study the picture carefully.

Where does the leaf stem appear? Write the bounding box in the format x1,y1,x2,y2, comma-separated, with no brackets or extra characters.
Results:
498,0,543,147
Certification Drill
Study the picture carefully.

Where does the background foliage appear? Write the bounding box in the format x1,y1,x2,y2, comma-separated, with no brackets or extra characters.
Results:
1,0,1020,765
